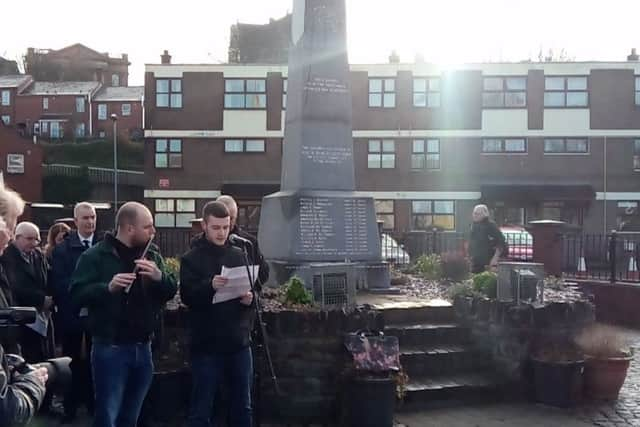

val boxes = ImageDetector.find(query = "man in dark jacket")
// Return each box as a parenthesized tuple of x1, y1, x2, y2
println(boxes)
(1, 222, 51, 364)
(50, 202, 98, 423)
(216, 195, 269, 287)
(181, 201, 254, 427)
(70, 202, 177, 427)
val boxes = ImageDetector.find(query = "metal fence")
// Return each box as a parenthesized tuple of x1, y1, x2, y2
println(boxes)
(155, 229, 640, 283)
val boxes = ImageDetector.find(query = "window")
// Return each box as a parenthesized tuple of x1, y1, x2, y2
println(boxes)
(224, 139, 265, 153)
(413, 78, 440, 107)
(98, 104, 107, 120)
(367, 140, 395, 168)
(483, 76, 527, 108)
(112, 74, 120, 87)
(1, 90, 9, 106)
(156, 79, 182, 108)
(369, 78, 395, 108)
(482, 138, 527, 153)
(544, 138, 588, 154)
(0, 116, 9, 125)
(411, 200, 455, 230)
(6, 154, 24, 174)
(538, 202, 582, 226)
(411, 139, 440, 169)
(282, 78, 287, 109)
(636, 77, 640, 106)
(375, 200, 395, 230)
(544, 76, 588, 107)
(237, 203, 262, 232)
(43, 97, 48, 110)
(75, 97, 85, 113)
(154, 199, 195, 228)
(617, 201, 639, 231)
(121, 104, 131, 116)
(635, 139, 640, 171)
(224, 79, 266, 109)
(75, 123, 85, 138)
(155, 139, 182, 168)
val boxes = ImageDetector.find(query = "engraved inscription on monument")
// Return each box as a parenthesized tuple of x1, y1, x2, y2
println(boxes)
(296, 196, 371, 257)
(300, 146, 352, 165)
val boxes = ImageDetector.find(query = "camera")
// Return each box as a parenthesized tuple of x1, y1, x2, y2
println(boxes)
(0, 307, 71, 393)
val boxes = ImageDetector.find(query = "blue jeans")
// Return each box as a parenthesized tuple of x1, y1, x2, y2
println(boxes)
(91, 341, 154, 427)
(188, 347, 253, 427)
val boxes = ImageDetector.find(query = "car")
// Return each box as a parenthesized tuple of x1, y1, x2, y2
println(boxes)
(381, 233, 411, 265)
(499, 225, 533, 261)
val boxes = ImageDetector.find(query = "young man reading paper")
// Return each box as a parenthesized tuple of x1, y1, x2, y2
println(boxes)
(180, 201, 256, 427)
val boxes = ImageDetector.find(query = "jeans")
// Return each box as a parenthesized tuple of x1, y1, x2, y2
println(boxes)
(188, 347, 253, 427)
(91, 340, 154, 427)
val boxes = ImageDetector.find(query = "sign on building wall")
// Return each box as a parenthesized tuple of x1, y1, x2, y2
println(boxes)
(6, 154, 24, 174)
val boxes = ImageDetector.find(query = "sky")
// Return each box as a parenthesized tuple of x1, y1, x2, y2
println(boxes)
(2, 0, 640, 86)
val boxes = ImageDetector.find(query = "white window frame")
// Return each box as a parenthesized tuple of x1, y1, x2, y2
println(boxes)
(98, 104, 107, 120)
(121, 103, 131, 116)
(369, 78, 396, 108)
(156, 79, 183, 108)
(224, 79, 267, 109)
(1, 90, 10, 106)
(6, 154, 24, 174)
(0, 116, 9, 125)
(411, 200, 456, 231)
(482, 76, 527, 108)
(154, 198, 195, 228)
(367, 139, 395, 168)
(75, 96, 85, 113)
(224, 139, 266, 153)
(43, 97, 49, 110)
(544, 76, 588, 108)
(482, 138, 528, 154)
(413, 78, 441, 108)
(543, 138, 589, 154)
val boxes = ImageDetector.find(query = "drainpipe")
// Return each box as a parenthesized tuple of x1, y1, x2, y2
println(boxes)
(603, 136, 607, 235)
(88, 90, 93, 137)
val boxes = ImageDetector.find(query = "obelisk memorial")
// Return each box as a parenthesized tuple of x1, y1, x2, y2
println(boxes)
(258, 0, 387, 291)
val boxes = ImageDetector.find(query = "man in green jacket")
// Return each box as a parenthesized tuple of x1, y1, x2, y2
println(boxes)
(70, 202, 177, 427)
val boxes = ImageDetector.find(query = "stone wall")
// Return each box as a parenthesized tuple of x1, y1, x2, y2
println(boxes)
(258, 308, 382, 425)
(453, 297, 595, 384)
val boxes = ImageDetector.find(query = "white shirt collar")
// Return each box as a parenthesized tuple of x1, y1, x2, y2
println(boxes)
(78, 232, 94, 244)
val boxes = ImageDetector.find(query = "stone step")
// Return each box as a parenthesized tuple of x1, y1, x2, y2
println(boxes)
(400, 345, 490, 376)
(385, 322, 470, 347)
(381, 305, 456, 326)
(400, 371, 509, 410)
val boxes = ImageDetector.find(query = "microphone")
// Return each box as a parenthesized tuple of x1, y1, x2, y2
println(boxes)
(228, 233, 252, 246)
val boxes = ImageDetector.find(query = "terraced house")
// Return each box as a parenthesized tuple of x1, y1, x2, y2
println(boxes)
(143, 50, 640, 235)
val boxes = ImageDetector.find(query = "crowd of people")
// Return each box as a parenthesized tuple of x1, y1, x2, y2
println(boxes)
(0, 183, 268, 427)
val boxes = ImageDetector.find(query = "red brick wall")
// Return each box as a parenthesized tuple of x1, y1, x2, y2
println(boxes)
(16, 94, 91, 138)
(92, 100, 143, 140)
(0, 125, 43, 203)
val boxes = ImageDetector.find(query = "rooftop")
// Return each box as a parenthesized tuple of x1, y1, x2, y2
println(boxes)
(23, 81, 101, 95)
(0, 75, 32, 88)
(93, 86, 143, 102)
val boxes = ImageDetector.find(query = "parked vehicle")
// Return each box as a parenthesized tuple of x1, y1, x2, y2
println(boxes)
(500, 225, 533, 261)
(381, 233, 411, 264)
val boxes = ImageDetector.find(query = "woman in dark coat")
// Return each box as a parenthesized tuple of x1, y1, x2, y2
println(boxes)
(468, 204, 506, 274)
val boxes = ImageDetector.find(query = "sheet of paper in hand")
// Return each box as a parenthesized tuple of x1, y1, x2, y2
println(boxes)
(212, 265, 260, 304)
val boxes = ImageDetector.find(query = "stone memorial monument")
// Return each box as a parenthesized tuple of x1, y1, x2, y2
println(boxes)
(258, 0, 388, 295)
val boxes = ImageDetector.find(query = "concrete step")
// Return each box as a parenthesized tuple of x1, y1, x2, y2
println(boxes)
(399, 345, 490, 376)
(381, 305, 456, 326)
(385, 322, 470, 347)
(400, 371, 509, 411)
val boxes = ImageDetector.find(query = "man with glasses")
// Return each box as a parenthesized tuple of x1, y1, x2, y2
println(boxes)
(0, 222, 52, 363)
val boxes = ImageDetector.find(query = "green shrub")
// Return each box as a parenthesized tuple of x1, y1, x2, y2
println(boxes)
(472, 271, 497, 298)
(440, 252, 470, 282)
(411, 254, 442, 280)
(164, 257, 181, 279)
(447, 282, 483, 300)
(283, 276, 313, 305)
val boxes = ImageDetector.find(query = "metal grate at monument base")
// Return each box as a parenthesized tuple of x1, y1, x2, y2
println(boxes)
(312, 273, 354, 309)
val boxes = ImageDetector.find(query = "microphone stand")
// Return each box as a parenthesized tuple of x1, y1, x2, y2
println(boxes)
(236, 239, 280, 404)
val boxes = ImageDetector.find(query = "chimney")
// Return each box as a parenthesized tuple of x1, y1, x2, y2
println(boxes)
(161, 50, 172, 64)
(389, 50, 400, 64)
(121, 53, 129, 63)
(628, 48, 639, 61)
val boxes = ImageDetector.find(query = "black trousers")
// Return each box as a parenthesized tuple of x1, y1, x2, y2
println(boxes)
(62, 329, 94, 416)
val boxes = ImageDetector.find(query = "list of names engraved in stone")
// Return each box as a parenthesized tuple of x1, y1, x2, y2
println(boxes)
(343, 199, 370, 254)
(297, 197, 338, 256)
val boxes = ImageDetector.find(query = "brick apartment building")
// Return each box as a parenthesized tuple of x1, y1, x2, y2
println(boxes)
(0, 78, 143, 141)
(92, 86, 144, 140)
(0, 122, 43, 203)
(25, 43, 130, 87)
(143, 52, 640, 235)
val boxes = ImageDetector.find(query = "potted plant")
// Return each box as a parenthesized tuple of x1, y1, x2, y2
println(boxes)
(575, 324, 632, 400)
(530, 341, 585, 407)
